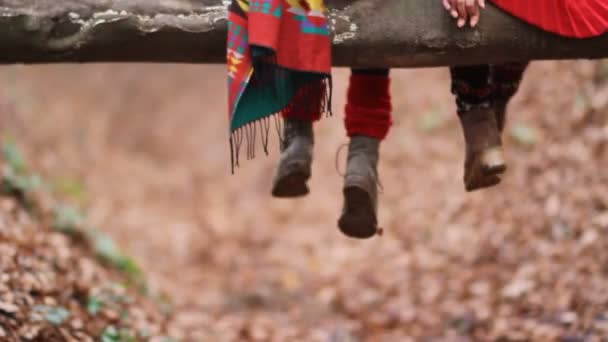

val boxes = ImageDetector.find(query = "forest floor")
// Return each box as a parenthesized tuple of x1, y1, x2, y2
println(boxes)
(1, 61, 608, 341)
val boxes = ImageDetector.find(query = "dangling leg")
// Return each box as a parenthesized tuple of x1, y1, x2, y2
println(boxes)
(491, 62, 529, 133)
(338, 68, 392, 239)
(450, 65, 506, 192)
(272, 80, 325, 198)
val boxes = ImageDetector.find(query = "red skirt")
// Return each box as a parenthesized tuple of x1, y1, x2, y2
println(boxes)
(490, 0, 608, 38)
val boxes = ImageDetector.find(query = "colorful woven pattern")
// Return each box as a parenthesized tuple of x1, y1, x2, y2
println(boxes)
(227, 0, 331, 170)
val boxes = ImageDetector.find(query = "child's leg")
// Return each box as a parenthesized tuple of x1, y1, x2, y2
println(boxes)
(450, 65, 493, 109)
(272, 80, 325, 198)
(339, 68, 392, 239)
(491, 63, 529, 132)
(344, 68, 392, 139)
(450, 65, 506, 192)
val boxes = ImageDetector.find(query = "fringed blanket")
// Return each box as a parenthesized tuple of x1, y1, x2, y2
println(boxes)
(227, 0, 332, 172)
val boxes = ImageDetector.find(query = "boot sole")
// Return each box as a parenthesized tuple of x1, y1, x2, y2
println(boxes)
(465, 147, 507, 192)
(272, 171, 310, 198)
(338, 186, 377, 239)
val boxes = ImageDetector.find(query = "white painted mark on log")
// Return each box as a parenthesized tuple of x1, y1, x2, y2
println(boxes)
(0, 2, 359, 51)
(38, 6, 227, 51)
(0, 7, 22, 17)
(330, 7, 358, 44)
(66, 8, 226, 34)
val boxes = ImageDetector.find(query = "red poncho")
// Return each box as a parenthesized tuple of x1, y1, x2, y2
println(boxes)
(491, 0, 608, 38)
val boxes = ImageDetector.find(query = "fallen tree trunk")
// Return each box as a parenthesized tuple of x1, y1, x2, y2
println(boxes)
(0, 0, 606, 67)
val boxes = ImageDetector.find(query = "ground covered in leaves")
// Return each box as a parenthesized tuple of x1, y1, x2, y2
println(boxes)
(0, 157, 171, 339)
(1, 61, 608, 341)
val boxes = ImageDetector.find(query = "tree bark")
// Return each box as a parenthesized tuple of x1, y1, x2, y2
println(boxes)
(0, 0, 606, 67)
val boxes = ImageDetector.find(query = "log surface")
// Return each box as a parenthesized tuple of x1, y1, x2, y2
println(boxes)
(0, 0, 606, 66)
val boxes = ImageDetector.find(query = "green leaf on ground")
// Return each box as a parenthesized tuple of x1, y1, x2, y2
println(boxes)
(418, 109, 445, 132)
(1, 141, 43, 211)
(574, 93, 589, 112)
(510, 123, 539, 147)
(53, 205, 86, 235)
(89, 229, 121, 261)
(101, 326, 120, 342)
(2, 141, 27, 174)
(101, 326, 137, 342)
(88, 229, 145, 287)
(32, 305, 70, 326)
(53, 177, 88, 202)
(87, 296, 103, 316)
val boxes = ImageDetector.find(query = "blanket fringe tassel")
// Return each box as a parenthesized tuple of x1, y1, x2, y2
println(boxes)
(230, 77, 331, 173)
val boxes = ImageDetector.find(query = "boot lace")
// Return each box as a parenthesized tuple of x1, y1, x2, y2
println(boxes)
(334, 143, 384, 193)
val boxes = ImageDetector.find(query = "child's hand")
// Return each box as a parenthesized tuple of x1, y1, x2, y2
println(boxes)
(443, 0, 485, 28)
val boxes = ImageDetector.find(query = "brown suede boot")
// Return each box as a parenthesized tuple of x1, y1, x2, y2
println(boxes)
(494, 98, 508, 133)
(492, 62, 528, 133)
(271, 118, 314, 198)
(459, 106, 507, 192)
(338, 135, 380, 239)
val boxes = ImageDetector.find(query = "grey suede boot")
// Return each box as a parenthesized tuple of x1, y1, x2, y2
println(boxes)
(338, 135, 380, 239)
(459, 106, 507, 192)
(271, 118, 314, 198)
